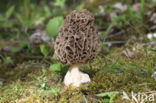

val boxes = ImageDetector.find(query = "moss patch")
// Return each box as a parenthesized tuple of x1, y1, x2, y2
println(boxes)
(0, 43, 156, 103)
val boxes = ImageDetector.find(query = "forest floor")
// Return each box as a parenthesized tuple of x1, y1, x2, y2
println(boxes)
(0, 0, 156, 103)
(0, 40, 155, 103)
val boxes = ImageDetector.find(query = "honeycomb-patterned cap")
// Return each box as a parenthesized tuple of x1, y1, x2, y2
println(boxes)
(54, 9, 101, 65)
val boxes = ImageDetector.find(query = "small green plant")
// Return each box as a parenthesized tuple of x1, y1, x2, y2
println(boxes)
(50, 87, 60, 96)
(12, 85, 23, 92)
(38, 69, 48, 91)
(54, 0, 66, 7)
(49, 62, 69, 76)
(10, 41, 31, 53)
(96, 91, 119, 103)
(149, 48, 156, 52)
(40, 44, 50, 57)
(76, 3, 84, 10)
(39, 77, 47, 90)
(44, 6, 52, 17)
(141, 0, 145, 18)
(0, 5, 15, 28)
(10, 47, 20, 53)
(5, 56, 12, 64)
(5, 6, 15, 21)
(46, 16, 64, 38)
(49, 63, 62, 72)
(15, 0, 51, 29)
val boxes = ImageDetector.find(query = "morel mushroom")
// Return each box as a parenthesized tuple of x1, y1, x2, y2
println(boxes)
(54, 9, 101, 87)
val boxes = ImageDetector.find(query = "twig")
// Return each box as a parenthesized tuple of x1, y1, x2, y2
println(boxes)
(103, 41, 127, 45)
(105, 30, 125, 39)
(19, 54, 51, 60)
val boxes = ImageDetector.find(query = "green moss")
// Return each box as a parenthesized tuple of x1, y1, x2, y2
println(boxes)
(89, 69, 156, 94)
(58, 89, 83, 103)
(0, 43, 156, 102)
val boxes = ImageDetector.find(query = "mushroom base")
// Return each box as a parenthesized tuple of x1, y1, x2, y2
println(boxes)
(63, 65, 91, 87)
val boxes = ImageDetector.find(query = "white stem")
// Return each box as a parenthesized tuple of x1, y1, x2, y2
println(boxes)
(64, 65, 91, 87)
